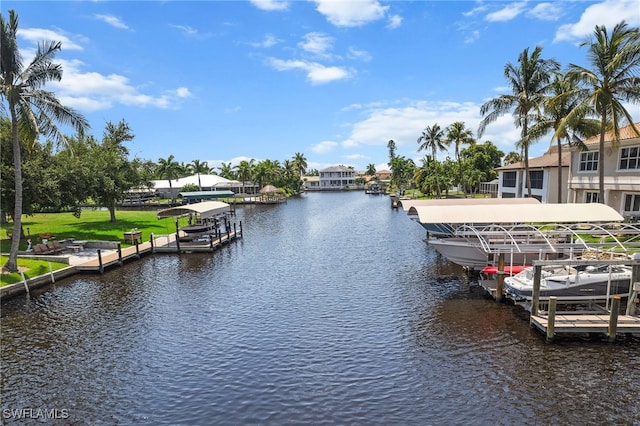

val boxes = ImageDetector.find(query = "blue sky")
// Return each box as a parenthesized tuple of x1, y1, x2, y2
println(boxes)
(4, 0, 640, 173)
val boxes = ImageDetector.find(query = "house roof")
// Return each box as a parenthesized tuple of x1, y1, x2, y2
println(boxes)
(581, 121, 640, 147)
(152, 174, 241, 190)
(497, 147, 571, 170)
(321, 166, 354, 172)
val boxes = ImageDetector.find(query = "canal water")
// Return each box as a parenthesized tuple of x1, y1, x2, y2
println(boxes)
(1, 192, 639, 425)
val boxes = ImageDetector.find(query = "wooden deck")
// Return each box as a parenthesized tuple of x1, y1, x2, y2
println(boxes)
(530, 313, 640, 335)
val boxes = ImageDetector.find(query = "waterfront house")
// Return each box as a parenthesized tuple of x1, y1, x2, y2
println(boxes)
(319, 166, 356, 190)
(302, 175, 320, 191)
(495, 145, 570, 203)
(152, 174, 253, 200)
(568, 122, 640, 220)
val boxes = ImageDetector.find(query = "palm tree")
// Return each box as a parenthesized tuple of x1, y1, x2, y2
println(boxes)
(445, 121, 475, 197)
(189, 159, 210, 191)
(366, 164, 376, 176)
(417, 123, 448, 197)
(1, 10, 89, 272)
(234, 159, 255, 193)
(562, 21, 640, 203)
(478, 46, 559, 197)
(157, 155, 180, 203)
(527, 72, 600, 202)
(218, 162, 234, 180)
(292, 152, 307, 191)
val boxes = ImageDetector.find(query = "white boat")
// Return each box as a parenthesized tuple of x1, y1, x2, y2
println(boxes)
(503, 264, 633, 302)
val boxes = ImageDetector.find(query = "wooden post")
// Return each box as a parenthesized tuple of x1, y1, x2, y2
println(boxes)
(150, 233, 155, 253)
(530, 263, 542, 322)
(209, 234, 214, 250)
(175, 233, 181, 253)
(233, 222, 237, 240)
(240, 220, 243, 238)
(117, 243, 123, 266)
(97, 249, 104, 274)
(626, 259, 640, 315)
(496, 253, 505, 302)
(608, 296, 621, 342)
(135, 240, 140, 259)
(547, 296, 557, 342)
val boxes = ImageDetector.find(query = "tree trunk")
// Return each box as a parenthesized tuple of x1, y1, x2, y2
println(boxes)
(598, 115, 606, 204)
(4, 107, 23, 273)
(557, 141, 563, 203)
(524, 148, 531, 198)
(109, 201, 117, 222)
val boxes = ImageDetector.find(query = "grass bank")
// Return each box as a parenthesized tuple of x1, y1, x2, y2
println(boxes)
(0, 209, 179, 286)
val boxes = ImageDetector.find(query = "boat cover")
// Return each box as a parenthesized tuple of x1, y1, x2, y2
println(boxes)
(157, 201, 231, 219)
(408, 202, 623, 224)
(399, 197, 539, 212)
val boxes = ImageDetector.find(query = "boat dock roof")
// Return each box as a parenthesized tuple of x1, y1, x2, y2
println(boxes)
(157, 201, 231, 220)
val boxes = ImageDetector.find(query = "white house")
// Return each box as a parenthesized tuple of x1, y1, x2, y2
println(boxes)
(319, 166, 356, 190)
(151, 174, 253, 199)
(568, 122, 640, 220)
(495, 145, 570, 203)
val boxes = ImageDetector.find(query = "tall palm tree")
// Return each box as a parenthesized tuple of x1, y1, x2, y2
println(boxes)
(527, 72, 600, 202)
(189, 159, 210, 191)
(478, 46, 559, 197)
(157, 155, 180, 203)
(445, 121, 475, 197)
(292, 152, 307, 192)
(562, 21, 640, 203)
(218, 162, 234, 180)
(235, 159, 255, 193)
(366, 163, 376, 176)
(1, 10, 89, 272)
(417, 123, 447, 198)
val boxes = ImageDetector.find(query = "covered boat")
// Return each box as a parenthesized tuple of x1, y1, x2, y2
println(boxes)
(157, 201, 231, 238)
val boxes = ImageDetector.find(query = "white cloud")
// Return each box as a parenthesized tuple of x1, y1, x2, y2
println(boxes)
(485, 2, 527, 22)
(347, 47, 372, 62)
(250, 0, 290, 11)
(338, 100, 525, 160)
(298, 32, 334, 57)
(49, 59, 192, 112)
(464, 30, 480, 44)
(266, 58, 353, 84)
(463, 4, 488, 18)
(251, 34, 280, 48)
(554, 0, 640, 43)
(387, 15, 403, 29)
(18, 27, 84, 50)
(313, 0, 389, 27)
(311, 141, 339, 154)
(526, 3, 562, 22)
(94, 14, 129, 30)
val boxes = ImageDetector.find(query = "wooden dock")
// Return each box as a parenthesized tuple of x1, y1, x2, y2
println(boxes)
(530, 312, 640, 335)
(76, 229, 241, 273)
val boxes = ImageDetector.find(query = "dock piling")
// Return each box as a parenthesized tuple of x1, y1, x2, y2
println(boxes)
(608, 296, 621, 342)
(496, 253, 505, 303)
(547, 296, 557, 342)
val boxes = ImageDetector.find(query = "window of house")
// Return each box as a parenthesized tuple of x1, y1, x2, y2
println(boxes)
(579, 151, 599, 171)
(619, 145, 640, 170)
(623, 193, 640, 215)
(585, 191, 599, 203)
(529, 170, 544, 189)
(502, 171, 516, 188)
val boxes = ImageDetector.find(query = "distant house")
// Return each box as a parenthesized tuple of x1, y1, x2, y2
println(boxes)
(319, 166, 356, 190)
(302, 175, 320, 191)
(568, 122, 640, 220)
(375, 169, 392, 180)
(495, 145, 570, 203)
(151, 174, 253, 199)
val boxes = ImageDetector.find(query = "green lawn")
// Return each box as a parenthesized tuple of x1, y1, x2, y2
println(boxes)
(0, 209, 181, 287)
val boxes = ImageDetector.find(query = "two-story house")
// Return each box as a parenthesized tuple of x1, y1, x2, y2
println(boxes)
(319, 166, 356, 190)
(568, 122, 640, 220)
(495, 145, 570, 203)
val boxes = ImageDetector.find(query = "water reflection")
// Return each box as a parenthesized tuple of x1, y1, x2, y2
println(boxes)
(2, 192, 639, 425)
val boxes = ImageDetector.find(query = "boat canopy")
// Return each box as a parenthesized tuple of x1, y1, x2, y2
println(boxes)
(179, 190, 235, 201)
(157, 201, 231, 220)
(408, 203, 624, 224)
(399, 197, 539, 212)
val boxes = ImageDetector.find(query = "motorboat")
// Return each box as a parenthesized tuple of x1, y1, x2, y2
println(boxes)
(157, 201, 231, 240)
(503, 264, 633, 302)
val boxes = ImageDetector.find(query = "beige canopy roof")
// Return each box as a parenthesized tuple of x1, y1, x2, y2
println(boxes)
(408, 202, 623, 224)
(399, 197, 539, 212)
(157, 201, 231, 219)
